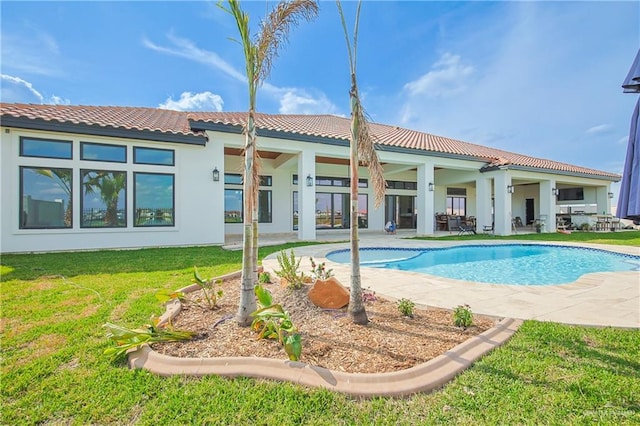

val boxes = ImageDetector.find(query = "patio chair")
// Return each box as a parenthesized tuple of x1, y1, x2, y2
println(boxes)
(456, 217, 476, 235)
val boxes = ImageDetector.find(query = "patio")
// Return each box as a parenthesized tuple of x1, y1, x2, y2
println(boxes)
(256, 232, 640, 328)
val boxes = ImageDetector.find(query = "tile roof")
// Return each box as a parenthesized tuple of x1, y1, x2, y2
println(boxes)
(1, 103, 619, 180)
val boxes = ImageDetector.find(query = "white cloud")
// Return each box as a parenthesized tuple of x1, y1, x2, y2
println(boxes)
(271, 88, 338, 115)
(403, 52, 474, 98)
(0, 74, 69, 104)
(586, 124, 613, 134)
(142, 33, 246, 83)
(144, 33, 339, 115)
(159, 91, 224, 111)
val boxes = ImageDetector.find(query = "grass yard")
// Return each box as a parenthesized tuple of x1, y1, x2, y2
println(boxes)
(1, 233, 639, 425)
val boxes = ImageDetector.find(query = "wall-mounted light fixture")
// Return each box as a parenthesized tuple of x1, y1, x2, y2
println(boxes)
(306, 174, 314, 187)
(428, 182, 434, 192)
(608, 192, 614, 199)
(507, 185, 515, 194)
(552, 188, 560, 196)
(212, 167, 220, 182)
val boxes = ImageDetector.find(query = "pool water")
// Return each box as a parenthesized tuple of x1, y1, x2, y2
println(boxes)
(326, 245, 640, 285)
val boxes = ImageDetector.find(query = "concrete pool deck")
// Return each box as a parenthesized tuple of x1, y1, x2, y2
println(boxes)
(260, 233, 640, 329)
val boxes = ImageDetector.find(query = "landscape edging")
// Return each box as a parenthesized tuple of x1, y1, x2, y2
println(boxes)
(127, 270, 523, 398)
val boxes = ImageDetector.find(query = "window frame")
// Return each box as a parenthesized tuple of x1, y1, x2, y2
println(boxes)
(19, 137, 73, 160)
(19, 166, 73, 229)
(133, 146, 175, 166)
(80, 142, 127, 163)
(133, 172, 175, 227)
(80, 169, 128, 228)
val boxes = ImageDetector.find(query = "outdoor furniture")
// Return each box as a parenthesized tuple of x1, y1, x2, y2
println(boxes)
(482, 223, 494, 234)
(456, 217, 476, 235)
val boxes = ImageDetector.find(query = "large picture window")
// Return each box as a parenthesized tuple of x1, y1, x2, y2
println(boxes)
(20, 167, 73, 229)
(134, 173, 175, 227)
(81, 170, 127, 228)
(293, 192, 368, 230)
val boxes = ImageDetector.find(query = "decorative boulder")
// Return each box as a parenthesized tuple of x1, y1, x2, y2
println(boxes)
(308, 277, 349, 309)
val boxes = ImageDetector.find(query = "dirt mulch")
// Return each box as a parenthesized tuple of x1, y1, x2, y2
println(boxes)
(152, 277, 496, 374)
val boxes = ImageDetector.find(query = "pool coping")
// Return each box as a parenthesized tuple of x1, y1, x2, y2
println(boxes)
(126, 270, 522, 398)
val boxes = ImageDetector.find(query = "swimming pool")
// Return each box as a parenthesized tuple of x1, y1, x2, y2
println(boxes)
(326, 244, 640, 285)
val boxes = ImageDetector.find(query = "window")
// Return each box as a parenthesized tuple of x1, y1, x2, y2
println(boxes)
(258, 190, 272, 223)
(293, 191, 368, 230)
(225, 189, 243, 223)
(387, 180, 417, 190)
(81, 170, 127, 228)
(224, 174, 272, 186)
(81, 142, 126, 163)
(224, 189, 272, 223)
(20, 167, 73, 229)
(133, 147, 174, 166)
(20, 137, 72, 159)
(446, 187, 467, 216)
(558, 187, 584, 201)
(292, 175, 367, 187)
(134, 173, 174, 227)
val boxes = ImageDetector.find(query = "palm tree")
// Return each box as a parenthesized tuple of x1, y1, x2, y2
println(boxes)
(83, 172, 126, 226)
(221, 0, 319, 326)
(336, 0, 386, 325)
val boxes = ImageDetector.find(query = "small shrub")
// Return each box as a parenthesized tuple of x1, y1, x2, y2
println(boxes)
(397, 298, 415, 318)
(274, 249, 306, 289)
(309, 257, 333, 280)
(102, 317, 195, 360)
(155, 288, 185, 303)
(453, 304, 473, 329)
(193, 266, 224, 309)
(362, 287, 377, 303)
(251, 284, 302, 361)
(258, 271, 272, 284)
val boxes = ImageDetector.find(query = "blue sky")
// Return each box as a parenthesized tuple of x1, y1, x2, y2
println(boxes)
(2, 1, 638, 203)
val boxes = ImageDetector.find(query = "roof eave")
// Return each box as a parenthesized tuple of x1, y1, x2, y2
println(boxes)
(481, 164, 620, 181)
(2, 116, 207, 146)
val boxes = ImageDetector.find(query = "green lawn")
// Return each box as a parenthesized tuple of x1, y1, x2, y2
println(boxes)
(2, 234, 639, 425)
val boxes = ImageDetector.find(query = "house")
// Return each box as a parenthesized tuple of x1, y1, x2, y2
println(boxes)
(0, 103, 620, 253)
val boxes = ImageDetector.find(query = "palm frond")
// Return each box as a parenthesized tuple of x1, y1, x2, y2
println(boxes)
(256, 0, 319, 83)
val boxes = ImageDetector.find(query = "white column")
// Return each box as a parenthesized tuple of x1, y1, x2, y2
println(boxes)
(297, 150, 316, 241)
(475, 176, 492, 231)
(595, 186, 610, 215)
(539, 180, 555, 233)
(416, 162, 435, 235)
(493, 171, 512, 235)
(210, 136, 225, 244)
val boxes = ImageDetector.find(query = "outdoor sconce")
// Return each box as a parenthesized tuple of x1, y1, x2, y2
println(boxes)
(428, 182, 434, 192)
(507, 185, 515, 194)
(212, 167, 220, 182)
(608, 192, 614, 199)
(306, 174, 314, 187)
(552, 188, 560, 196)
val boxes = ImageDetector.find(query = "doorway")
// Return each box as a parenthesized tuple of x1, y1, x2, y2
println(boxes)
(526, 198, 535, 225)
(385, 195, 416, 229)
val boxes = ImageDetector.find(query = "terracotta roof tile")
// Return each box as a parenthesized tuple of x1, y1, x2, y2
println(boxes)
(1, 103, 619, 179)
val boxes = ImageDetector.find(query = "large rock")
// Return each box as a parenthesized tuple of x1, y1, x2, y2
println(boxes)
(308, 277, 349, 309)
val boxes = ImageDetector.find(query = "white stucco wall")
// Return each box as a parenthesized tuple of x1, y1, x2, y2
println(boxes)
(1, 127, 224, 253)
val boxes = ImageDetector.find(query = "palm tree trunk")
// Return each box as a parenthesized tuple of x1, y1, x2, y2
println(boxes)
(347, 73, 368, 325)
(237, 110, 258, 326)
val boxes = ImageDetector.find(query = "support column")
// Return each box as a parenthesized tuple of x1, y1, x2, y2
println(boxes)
(210, 135, 225, 244)
(475, 176, 492, 232)
(539, 180, 555, 233)
(297, 150, 316, 241)
(493, 171, 512, 236)
(595, 186, 611, 215)
(416, 162, 435, 235)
